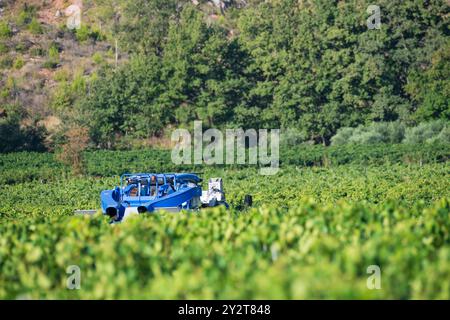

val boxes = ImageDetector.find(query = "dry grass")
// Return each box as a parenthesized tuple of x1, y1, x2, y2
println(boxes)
(39, 115, 61, 131)
(0, 0, 113, 121)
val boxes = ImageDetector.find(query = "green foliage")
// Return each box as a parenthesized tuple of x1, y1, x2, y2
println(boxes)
(14, 42, 27, 53)
(74, 25, 104, 43)
(28, 18, 43, 35)
(53, 69, 70, 82)
(0, 106, 47, 153)
(0, 56, 13, 69)
(42, 61, 57, 69)
(84, 5, 252, 146)
(13, 56, 25, 70)
(282, 143, 449, 167)
(51, 72, 86, 111)
(75, 25, 90, 42)
(0, 21, 12, 38)
(92, 52, 104, 65)
(48, 44, 59, 61)
(17, 11, 32, 26)
(30, 46, 45, 57)
(331, 121, 450, 146)
(329, 127, 355, 146)
(1, 143, 448, 186)
(281, 128, 309, 146)
(115, 0, 185, 55)
(0, 143, 448, 299)
(82, 54, 166, 147)
(331, 122, 406, 145)
(406, 43, 450, 121)
(16, 4, 37, 26)
(73, 0, 449, 146)
(430, 126, 450, 144)
(0, 152, 68, 185)
(0, 0, 449, 300)
(43, 44, 60, 69)
(0, 193, 448, 299)
(0, 42, 8, 54)
(403, 120, 449, 144)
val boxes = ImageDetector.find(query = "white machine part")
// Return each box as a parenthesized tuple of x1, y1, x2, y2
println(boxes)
(122, 206, 139, 221)
(200, 178, 226, 207)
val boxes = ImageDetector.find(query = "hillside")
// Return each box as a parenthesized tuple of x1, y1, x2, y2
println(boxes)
(0, 1, 116, 127)
(0, 0, 244, 148)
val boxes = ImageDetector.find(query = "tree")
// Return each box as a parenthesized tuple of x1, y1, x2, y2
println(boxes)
(0, 105, 47, 153)
(116, 0, 189, 55)
(82, 54, 165, 147)
(57, 126, 89, 175)
(406, 43, 450, 121)
(237, 0, 449, 143)
(161, 5, 251, 128)
(75, 0, 449, 148)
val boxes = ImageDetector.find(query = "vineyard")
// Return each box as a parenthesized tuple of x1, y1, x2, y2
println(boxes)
(0, 144, 449, 299)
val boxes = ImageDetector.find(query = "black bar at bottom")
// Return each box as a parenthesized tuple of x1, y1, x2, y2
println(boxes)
(0, 300, 446, 319)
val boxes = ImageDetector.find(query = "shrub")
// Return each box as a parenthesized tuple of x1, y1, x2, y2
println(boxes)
(355, 122, 405, 144)
(74, 25, 105, 43)
(51, 71, 86, 111)
(350, 130, 385, 144)
(17, 4, 37, 26)
(0, 89, 9, 99)
(330, 127, 355, 145)
(0, 56, 13, 69)
(0, 42, 8, 54)
(92, 52, 104, 65)
(28, 18, 43, 34)
(432, 126, 450, 144)
(330, 121, 450, 146)
(281, 128, 309, 146)
(53, 69, 70, 82)
(13, 56, 25, 70)
(331, 122, 406, 146)
(17, 10, 32, 26)
(29, 46, 44, 56)
(0, 108, 47, 153)
(49, 44, 59, 61)
(42, 60, 58, 69)
(88, 27, 104, 42)
(0, 21, 12, 38)
(43, 44, 60, 69)
(403, 120, 447, 144)
(75, 25, 90, 42)
(15, 42, 28, 53)
(57, 126, 90, 175)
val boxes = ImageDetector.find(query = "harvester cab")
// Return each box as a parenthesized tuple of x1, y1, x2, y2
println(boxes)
(99, 173, 229, 223)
